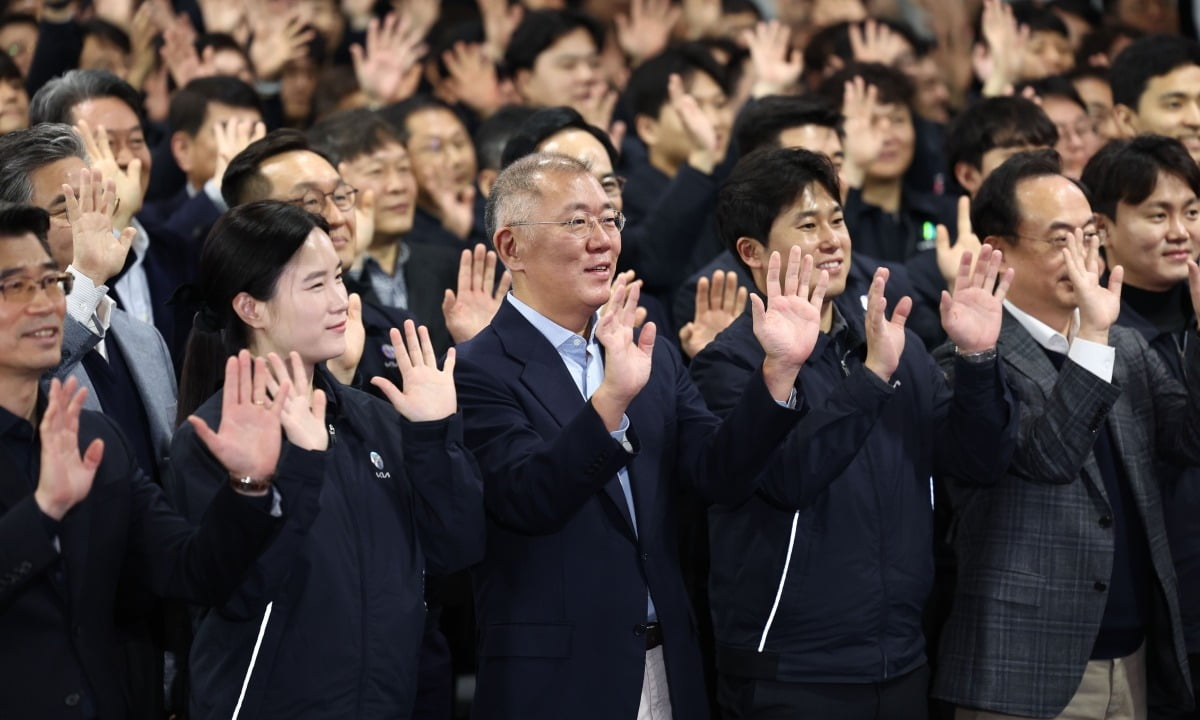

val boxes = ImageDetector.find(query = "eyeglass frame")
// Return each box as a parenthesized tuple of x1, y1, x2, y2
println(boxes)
(507, 211, 627, 238)
(285, 185, 359, 215)
(1004, 226, 1104, 251)
(0, 271, 74, 304)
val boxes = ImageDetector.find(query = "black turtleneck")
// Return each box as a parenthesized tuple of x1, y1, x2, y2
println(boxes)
(1122, 282, 1193, 337)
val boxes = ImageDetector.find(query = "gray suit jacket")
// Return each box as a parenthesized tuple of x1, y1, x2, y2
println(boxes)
(932, 311, 1197, 717)
(51, 310, 178, 473)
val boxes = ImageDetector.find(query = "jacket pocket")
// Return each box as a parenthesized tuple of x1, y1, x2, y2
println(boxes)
(481, 623, 572, 658)
(964, 567, 1046, 607)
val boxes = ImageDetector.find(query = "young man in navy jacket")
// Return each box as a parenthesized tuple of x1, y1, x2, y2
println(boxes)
(691, 147, 1018, 720)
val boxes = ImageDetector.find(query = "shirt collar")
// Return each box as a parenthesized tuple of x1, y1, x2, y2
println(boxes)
(129, 217, 150, 256)
(506, 293, 599, 352)
(0, 393, 39, 440)
(1003, 299, 1079, 355)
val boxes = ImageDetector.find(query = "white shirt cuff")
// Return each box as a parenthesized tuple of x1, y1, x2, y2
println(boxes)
(611, 414, 633, 453)
(65, 265, 114, 335)
(203, 178, 229, 212)
(1068, 337, 1115, 383)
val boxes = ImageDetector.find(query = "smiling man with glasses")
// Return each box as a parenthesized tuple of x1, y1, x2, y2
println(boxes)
(933, 148, 1200, 720)
(453, 152, 832, 720)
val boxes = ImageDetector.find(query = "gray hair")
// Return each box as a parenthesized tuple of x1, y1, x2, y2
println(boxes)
(0, 123, 89, 204)
(29, 69, 145, 126)
(485, 152, 591, 238)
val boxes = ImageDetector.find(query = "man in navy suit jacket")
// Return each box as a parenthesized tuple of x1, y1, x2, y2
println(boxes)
(453, 152, 830, 719)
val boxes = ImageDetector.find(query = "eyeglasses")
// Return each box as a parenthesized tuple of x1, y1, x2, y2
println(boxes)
(1008, 227, 1103, 250)
(0, 272, 73, 304)
(287, 186, 358, 215)
(599, 175, 627, 199)
(508, 211, 626, 238)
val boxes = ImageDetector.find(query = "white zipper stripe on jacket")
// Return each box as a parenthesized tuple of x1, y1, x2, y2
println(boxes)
(231, 601, 273, 720)
(757, 511, 799, 652)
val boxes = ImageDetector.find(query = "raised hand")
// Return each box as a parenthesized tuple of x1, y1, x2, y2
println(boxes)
(421, 170, 475, 240)
(198, 0, 245, 35)
(679, 268, 748, 358)
(848, 19, 911, 66)
(936, 195, 983, 288)
(577, 86, 619, 143)
(74, 119, 142, 226)
(978, 0, 1029, 97)
(443, 243, 511, 343)
(743, 20, 803, 99)
(371, 320, 457, 422)
(839, 76, 881, 190)
(615, 0, 681, 66)
(863, 267, 912, 382)
(442, 42, 505, 118)
(668, 72, 719, 174)
(592, 275, 656, 429)
(35, 378, 105, 521)
(477, 0, 523, 62)
(392, 0, 440, 44)
(265, 351, 329, 451)
(187, 350, 291, 490)
(1063, 227, 1122, 343)
(326, 293, 365, 385)
(351, 13, 426, 108)
(63, 167, 137, 284)
(212, 117, 267, 192)
(249, 9, 315, 81)
(940, 243, 1014, 353)
(752, 249, 829, 400)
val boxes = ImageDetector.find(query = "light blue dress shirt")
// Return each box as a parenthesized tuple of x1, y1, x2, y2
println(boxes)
(507, 294, 657, 623)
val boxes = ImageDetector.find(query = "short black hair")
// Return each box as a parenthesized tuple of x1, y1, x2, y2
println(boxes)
(474, 105, 539, 172)
(221, 128, 333, 207)
(1024, 74, 1088, 111)
(0, 201, 50, 255)
(1065, 64, 1110, 86)
(1104, 35, 1200, 109)
(196, 32, 245, 58)
(717, 147, 842, 276)
(307, 107, 405, 166)
(504, 9, 603, 75)
(817, 62, 914, 109)
(500, 106, 618, 169)
(378, 94, 463, 143)
(734, 95, 842, 157)
(1010, 1, 1070, 38)
(1077, 24, 1142, 67)
(168, 76, 260, 136)
(946, 96, 1059, 172)
(1081, 135, 1200, 219)
(721, 0, 762, 18)
(81, 18, 131, 55)
(626, 43, 728, 123)
(1110, 35, 1200, 109)
(29, 69, 144, 126)
(971, 148, 1066, 242)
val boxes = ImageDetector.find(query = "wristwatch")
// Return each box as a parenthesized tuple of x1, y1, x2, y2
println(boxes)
(229, 474, 272, 494)
(956, 346, 998, 363)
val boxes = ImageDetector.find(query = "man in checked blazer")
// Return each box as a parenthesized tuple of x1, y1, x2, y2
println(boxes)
(933, 149, 1199, 719)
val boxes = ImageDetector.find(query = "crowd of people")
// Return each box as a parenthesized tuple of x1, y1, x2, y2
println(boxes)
(3, 0, 1200, 719)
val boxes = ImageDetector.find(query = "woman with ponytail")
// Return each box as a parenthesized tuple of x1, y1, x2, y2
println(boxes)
(169, 200, 484, 720)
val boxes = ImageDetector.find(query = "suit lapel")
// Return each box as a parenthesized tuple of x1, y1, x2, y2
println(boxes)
(109, 314, 174, 460)
(494, 303, 638, 536)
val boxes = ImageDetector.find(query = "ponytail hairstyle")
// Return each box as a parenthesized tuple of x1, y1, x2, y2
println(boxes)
(177, 200, 329, 424)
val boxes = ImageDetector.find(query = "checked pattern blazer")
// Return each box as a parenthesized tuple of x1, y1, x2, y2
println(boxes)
(932, 312, 1197, 718)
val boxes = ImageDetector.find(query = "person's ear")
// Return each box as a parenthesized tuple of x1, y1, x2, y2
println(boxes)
(1110, 104, 1140, 138)
(494, 227, 523, 272)
(955, 162, 982, 197)
(735, 236, 766, 269)
(170, 130, 193, 174)
(231, 291, 268, 329)
(635, 113, 659, 147)
(513, 68, 533, 102)
(477, 168, 498, 199)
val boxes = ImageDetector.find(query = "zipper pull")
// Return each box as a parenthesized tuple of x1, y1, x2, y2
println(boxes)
(327, 423, 336, 446)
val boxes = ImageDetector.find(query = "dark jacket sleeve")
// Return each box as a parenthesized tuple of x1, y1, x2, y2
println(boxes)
(929, 346, 1017, 486)
(455, 353, 637, 535)
(398, 411, 485, 575)
(690, 321, 897, 510)
(942, 348, 1115, 486)
(0, 495, 62, 609)
(1145, 327, 1200, 466)
(168, 418, 327, 619)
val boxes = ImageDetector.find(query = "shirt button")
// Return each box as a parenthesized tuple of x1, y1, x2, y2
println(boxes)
(640, 552, 649, 562)
(64, 692, 81, 707)
(1094, 580, 1108, 592)
(633, 624, 646, 637)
